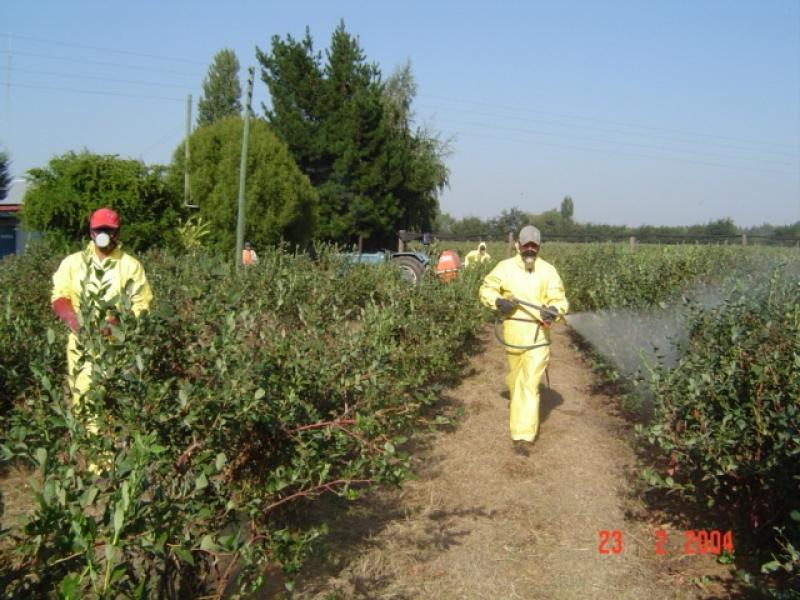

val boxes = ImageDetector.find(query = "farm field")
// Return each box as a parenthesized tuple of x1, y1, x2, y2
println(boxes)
(1, 241, 798, 598)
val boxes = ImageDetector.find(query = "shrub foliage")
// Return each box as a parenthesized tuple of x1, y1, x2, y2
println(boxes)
(0, 243, 484, 597)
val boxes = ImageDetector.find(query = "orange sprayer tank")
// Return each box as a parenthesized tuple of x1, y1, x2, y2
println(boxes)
(436, 250, 461, 282)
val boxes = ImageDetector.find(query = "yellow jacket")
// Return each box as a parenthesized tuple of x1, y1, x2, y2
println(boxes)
(479, 254, 568, 352)
(464, 248, 491, 267)
(51, 242, 153, 318)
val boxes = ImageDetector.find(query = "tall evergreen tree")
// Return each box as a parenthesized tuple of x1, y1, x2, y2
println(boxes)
(197, 49, 242, 127)
(257, 22, 448, 246)
(560, 196, 574, 221)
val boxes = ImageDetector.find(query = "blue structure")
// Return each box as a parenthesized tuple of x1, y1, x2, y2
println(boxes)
(0, 179, 32, 258)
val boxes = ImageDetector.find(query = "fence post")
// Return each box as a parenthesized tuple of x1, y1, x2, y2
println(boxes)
(629, 236, 637, 252)
(397, 230, 405, 253)
(507, 231, 515, 256)
(741, 233, 747, 246)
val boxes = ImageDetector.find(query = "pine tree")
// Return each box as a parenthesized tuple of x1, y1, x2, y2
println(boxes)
(258, 22, 448, 246)
(197, 49, 242, 127)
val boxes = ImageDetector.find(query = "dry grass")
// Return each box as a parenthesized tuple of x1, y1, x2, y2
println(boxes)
(278, 325, 746, 600)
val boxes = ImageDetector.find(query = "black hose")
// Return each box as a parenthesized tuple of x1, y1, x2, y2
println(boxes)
(493, 316, 551, 351)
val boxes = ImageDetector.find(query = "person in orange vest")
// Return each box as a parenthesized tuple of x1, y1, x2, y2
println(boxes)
(242, 241, 258, 266)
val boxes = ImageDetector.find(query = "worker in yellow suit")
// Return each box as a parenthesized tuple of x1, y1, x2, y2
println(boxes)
(464, 241, 491, 267)
(51, 207, 153, 404)
(479, 225, 568, 454)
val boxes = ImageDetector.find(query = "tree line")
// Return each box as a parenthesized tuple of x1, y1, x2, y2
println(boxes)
(435, 197, 800, 244)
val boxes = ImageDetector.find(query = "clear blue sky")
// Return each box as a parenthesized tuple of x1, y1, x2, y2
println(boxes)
(1, 0, 798, 227)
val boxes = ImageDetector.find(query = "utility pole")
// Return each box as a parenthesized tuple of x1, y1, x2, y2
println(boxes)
(236, 66, 255, 267)
(184, 94, 197, 208)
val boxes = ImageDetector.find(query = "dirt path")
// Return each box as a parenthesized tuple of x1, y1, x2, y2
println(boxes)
(291, 325, 742, 599)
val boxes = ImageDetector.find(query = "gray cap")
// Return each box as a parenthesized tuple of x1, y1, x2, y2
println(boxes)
(518, 225, 541, 246)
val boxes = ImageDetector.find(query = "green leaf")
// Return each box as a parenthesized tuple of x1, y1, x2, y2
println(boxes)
(195, 472, 208, 491)
(215, 453, 227, 471)
(114, 504, 125, 535)
(42, 479, 55, 506)
(58, 572, 81, 599)
(35, 447, 47, 470)
(254, 387, 266, 400)
(80, 486, 99, 508)
(761, 560, 781, 574)
(200, 534, 219, 552)
(174, 546, 195, 566)
(790, 510, 800, 522)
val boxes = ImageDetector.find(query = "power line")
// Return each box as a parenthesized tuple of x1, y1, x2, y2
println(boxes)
(418, 102, 800, 159)
(438, 128, 798, 176)
(0, 50, 202, 77)
(7, 33, 207, 65)
(434, 117, 798, 168)
(136, 126, 185, 157)
(420, 93, 800, 152)
(1, 81, 184, 102)
(8, 67, 193, 89)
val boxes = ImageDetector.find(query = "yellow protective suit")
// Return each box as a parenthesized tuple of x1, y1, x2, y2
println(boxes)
(464, 243, 491, 267)
(479, 254, 568, 442)
(51, 242, 153, 402)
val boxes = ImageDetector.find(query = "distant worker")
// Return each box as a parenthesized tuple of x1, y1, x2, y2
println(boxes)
(242, 241, 258, 266)
(479, 225, 568, 454)
(464, 241, 491, 267)
(51, 207, 153, 403)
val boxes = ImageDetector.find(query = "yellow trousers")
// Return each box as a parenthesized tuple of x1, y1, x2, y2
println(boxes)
(66, 332, 93, 405)
(505, 345, 549, 442)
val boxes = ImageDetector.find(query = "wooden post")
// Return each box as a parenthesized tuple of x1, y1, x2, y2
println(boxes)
(629, 236, 637, 252)
(741, 233, 747, 246)
(397, 230, 405, 252)
(358, 235, 364, 254)
(507, 231, 515, 256)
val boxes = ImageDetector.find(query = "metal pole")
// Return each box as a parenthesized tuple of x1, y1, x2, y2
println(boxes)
(184, 94, 196, 208)
(236, 67, 255, 268)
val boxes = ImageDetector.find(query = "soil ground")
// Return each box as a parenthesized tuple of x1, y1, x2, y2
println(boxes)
(285, 325, 750, 600)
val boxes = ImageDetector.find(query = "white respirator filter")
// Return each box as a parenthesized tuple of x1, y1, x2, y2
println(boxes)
(95, 232, 111, 248)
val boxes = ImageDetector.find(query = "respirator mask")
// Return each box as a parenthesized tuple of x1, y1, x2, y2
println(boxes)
(92, 228, 117, 250)
(520, 243, 538, 269)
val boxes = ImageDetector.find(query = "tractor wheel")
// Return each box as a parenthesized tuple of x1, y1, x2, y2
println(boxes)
(391, 255, 426, 285)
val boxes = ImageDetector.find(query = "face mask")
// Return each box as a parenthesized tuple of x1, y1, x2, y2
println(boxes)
(95, 232, 112, 248)
(521, 247, 537, 270)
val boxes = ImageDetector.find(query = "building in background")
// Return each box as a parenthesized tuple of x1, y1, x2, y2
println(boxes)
(0, 178, 36, 258)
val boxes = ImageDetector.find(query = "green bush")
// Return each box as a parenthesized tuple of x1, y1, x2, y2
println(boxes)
(0, 244, 485, 597)
(642, 268, 800, 587)
(20, 151, 182, 252)
(167, 116, 319, 252)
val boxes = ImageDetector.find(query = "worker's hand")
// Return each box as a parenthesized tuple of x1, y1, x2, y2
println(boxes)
(52, 297, 80, 333)
(102, 315, 119, 337)
(495, 297, 517, 316)
(540, 305, 559, 326)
